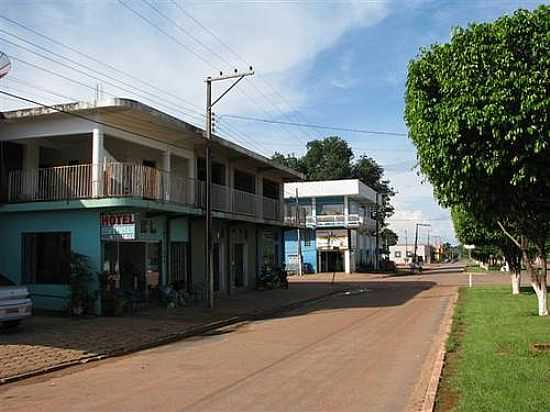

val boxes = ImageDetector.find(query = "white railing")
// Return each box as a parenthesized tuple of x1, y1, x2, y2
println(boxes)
(8, 163, 201, 208)
(8, 164, 93, 202)
(232, 189, 257, 216)
(8, 163, 288, 223)
(263, 197, 280, 221)
(212, 183, 229, 212)
(304, 214, 366, 228)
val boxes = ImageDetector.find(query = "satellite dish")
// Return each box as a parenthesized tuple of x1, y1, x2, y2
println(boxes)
(0, 52, 11, 79)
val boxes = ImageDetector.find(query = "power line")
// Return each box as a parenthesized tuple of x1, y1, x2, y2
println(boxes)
(122, 0, 307, 147)
(173, 0, 322, 140)
(220, 114, 408, 136)
(0, 14, 205, 115)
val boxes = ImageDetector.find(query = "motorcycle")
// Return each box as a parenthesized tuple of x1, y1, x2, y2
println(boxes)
(257, 265, 288, 290)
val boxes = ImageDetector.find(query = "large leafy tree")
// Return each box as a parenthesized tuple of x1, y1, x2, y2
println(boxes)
(405, 6, 550, 315)
(300, 136, 354, 181)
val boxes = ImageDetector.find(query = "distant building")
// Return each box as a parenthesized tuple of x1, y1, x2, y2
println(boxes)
(283, 179, 378, 274)
(389, 244, 433, 265)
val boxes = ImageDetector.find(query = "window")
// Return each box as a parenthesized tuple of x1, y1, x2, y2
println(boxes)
(394, 251, 402, 258)
(304, 229, 313, 247)
(406, 251, 413, 258)
(234, 170, 256, 193)
(23, 232, 71, 284)
(262, 178, 280, 200)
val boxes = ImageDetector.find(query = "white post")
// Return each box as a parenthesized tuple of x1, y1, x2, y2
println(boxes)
(344, 249, 351, 274)
(187, 154, 196, 205)
(92, 128, 104, 198)
(469, 273, 473, 288)
(162, 151, 171, 201)
(256, 173, 263, 219)
(22, 143, 39, 199)
(343, 195, 349, 225)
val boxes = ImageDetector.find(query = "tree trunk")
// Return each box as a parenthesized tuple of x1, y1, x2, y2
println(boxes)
(523, 248, 548, 316)
(511, 270, 521, 295)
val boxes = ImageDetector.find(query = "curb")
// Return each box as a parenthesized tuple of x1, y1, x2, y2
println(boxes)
(0, 287, 347, 386)
(420, 289, 459, 412)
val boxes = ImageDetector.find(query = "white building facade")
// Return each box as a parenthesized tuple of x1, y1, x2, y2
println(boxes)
(283, 179, 379, 274)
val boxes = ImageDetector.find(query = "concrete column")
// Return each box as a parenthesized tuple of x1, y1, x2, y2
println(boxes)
(343, 195, 349, 225)
(256, 174, 263, 219)
(92, 128, 104, 198)
(344, 249, 351, 274)
(278, 179, 284, 223)
(227, 163, 234, 212)
(22, 143, 39, 199)
(162, 151, 171, 201)
(187, 154, 196, 205)
(311, 197, 317, 226)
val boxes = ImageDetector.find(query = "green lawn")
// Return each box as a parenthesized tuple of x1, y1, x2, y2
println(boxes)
(436, 287, 550, 412)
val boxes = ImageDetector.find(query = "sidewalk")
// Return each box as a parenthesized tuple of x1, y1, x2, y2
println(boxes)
(0, 278, 346, 384)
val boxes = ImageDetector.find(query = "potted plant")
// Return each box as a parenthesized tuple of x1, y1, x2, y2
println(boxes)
(67, 253, 97, 317)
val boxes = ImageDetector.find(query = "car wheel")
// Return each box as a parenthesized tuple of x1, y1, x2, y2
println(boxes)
(2, 320, 21, 329)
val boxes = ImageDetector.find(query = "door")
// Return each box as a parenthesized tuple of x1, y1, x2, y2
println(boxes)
(170, 242, 189, 289)
(213, 243, 221, 292)
(233, 243, 244, 288)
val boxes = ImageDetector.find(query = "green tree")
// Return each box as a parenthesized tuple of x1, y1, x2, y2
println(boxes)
(380, 227, 398, 255)
(405, 6, 550, 315)
(299, 136, 354, 181)
(271, 152, 303, 173)
(452, 206, 522, 294)
(353, 155, 395, 221)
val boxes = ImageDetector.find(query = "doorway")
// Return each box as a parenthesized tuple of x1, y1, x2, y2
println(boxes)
(213, 243, 221, 292)
(233, 243, 245, 288)
(319, 250, 344, 272)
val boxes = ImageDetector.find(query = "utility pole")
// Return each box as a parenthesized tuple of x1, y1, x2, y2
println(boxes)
(427, 230, 430, 263)
(374, 192, 380, 271)
(295, 188, 303, 277)
(205, 67, 254, 309)
(405, 229, 408, 262)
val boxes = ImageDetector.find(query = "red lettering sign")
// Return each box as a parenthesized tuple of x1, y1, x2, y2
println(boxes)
(102, 214, 136, 226)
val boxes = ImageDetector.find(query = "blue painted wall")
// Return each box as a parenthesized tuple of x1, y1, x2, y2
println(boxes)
(0, 209, 101, 311)
(284, 229, 317, 273)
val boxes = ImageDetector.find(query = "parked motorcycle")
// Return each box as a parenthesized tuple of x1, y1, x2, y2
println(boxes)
(257, 266, 288, 290)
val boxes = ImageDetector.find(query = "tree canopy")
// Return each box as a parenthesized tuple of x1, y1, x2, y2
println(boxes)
(405, 6, 550, 232)
(405, 5, 549, 311)
(272, 136, 395, 222)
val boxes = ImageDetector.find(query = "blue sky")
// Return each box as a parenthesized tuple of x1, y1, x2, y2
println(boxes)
(0, 0, 543, 244)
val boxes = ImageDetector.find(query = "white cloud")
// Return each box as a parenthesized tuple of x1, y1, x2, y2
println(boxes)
(1, 0, 389, 121)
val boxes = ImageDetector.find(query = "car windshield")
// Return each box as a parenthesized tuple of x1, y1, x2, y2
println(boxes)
(0, 273, 15, 286)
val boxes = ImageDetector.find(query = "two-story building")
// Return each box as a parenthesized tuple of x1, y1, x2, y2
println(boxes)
(0, 98, 302, 312)
(283, 179, 379, 274)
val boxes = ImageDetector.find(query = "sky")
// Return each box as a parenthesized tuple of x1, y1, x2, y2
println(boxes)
(0, 0, 544, 244)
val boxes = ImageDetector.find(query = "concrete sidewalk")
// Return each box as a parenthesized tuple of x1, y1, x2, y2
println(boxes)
(0, 279, 346, 384)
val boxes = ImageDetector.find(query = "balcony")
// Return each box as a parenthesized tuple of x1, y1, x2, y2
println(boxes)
(285, 214, 375, 228)
(7, 163, 284, 223)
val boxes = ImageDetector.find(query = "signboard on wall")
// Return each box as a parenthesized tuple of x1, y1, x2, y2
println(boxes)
(316, 229, 348, 250)
(101, 213, 136, 240)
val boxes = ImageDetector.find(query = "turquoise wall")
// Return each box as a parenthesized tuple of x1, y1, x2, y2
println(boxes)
(0, 209, 101, 311)
(284, 229, 317, 273)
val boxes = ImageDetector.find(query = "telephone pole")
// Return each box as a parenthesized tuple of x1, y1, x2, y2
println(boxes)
(374, 192, 380, 271)
(295, 188, 303, 276)
(205, 67, 254, 309)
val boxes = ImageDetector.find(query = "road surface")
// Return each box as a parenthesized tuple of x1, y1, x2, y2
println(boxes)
(0, 272, 469, 412)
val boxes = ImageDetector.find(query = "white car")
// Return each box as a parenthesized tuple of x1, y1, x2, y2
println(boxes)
(0, 273, 32, 328)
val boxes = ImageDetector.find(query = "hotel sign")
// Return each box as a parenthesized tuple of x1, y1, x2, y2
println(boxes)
(101, 213, 136, 240)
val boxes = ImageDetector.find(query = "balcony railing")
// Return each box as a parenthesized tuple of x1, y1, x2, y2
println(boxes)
(298, 214, 373, 228)
(232, 189, 257, 216)
(7, 163, 285, 223)
(263, 197, 281, 221)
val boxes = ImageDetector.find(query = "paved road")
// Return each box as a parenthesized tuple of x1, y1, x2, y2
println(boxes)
(0, 271, 479, 412)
